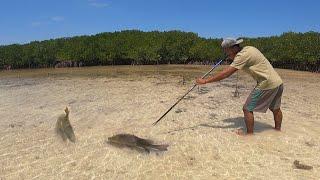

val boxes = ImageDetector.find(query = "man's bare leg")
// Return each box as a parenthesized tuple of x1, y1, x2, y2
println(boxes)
(270, 108, 282, 131)
(237, 108, 254, 135)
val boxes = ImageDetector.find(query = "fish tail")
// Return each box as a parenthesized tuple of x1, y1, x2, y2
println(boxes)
(149, 144, 169, 151)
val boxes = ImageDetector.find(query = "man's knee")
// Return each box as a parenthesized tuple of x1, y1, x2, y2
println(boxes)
(243, 106, 247, 113)
(243, 106, 252, 114)
(270, 108, 281, 114)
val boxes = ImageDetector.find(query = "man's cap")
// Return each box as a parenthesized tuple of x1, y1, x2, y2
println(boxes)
(221, 37, 243, 48)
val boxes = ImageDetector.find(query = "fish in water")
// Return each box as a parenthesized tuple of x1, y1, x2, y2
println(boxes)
(293, 160, 313, 170)
(55, 107, 76, 142)
(107, 134, 168, 153)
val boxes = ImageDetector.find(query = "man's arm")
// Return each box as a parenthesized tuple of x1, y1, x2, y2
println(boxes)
(196, 66, 238, 84)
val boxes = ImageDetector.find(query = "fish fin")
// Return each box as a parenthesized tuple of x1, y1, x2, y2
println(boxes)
(142, 147, 151, 153)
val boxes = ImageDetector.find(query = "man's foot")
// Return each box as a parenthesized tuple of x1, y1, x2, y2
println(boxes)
(274, 127, 281, 131)
(235, 129, 253, 136)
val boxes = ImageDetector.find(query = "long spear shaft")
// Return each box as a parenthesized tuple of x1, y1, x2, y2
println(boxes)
(152, 59, 224, 126)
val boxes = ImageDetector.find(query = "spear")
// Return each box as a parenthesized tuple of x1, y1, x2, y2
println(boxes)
(152, 58, 225, 126)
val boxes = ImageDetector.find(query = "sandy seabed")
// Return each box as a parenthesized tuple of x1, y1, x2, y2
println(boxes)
(0, 65, 319, 179)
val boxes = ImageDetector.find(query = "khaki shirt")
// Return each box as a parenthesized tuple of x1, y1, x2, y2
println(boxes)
(230, 46, 283, 90)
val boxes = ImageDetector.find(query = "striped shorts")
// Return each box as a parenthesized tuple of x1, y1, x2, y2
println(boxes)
(244, 84, 284, 113)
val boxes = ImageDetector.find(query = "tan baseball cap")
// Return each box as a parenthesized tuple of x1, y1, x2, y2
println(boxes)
(221, 37, 243, 48)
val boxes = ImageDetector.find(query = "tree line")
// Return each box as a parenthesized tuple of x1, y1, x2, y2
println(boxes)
(0, 30, 319, 72)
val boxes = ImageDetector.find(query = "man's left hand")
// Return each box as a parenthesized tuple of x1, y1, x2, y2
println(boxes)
(196, 78, 206, 85)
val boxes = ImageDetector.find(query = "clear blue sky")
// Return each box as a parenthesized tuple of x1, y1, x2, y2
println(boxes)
(0, 0, 319, 45)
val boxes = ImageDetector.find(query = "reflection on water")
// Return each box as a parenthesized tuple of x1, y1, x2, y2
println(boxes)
(0, 65, 224, 81)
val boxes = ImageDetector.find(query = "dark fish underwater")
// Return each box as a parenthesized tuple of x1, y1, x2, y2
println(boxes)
(107, 133, 169, 153)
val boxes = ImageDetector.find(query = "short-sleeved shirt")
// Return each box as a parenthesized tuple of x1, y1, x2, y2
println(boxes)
(230, 46, 283, 90)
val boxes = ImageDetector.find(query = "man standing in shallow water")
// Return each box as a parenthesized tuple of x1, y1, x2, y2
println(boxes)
(196, 38, 284, 135)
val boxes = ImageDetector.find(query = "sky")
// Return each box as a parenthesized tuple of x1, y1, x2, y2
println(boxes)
(0, 0, 319, 45)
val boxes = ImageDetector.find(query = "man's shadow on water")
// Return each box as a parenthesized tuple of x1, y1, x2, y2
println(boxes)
(166, 117, 273, 134)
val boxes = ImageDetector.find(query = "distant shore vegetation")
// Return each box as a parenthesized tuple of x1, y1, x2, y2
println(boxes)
(0, 30, 319, 72)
